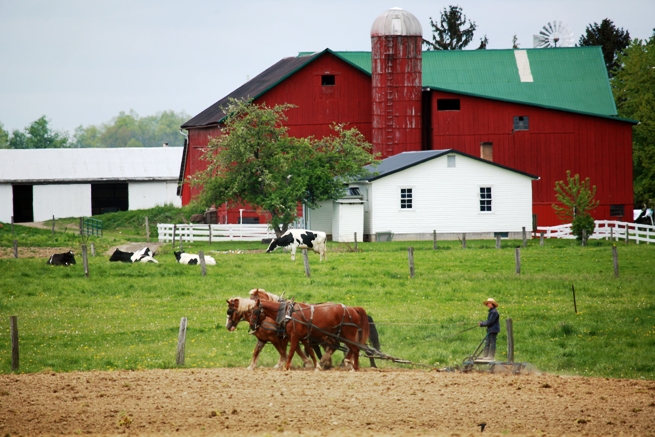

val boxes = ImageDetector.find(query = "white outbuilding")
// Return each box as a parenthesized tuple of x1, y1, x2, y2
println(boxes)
(0, 147, 183, 223)
(307, 149, 538, 241)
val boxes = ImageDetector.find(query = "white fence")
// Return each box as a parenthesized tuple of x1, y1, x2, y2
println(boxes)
(537, 220, 655, 244)
(157, 223, 276, 243)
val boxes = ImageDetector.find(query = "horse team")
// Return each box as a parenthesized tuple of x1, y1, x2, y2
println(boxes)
(226, 288, 378, 372)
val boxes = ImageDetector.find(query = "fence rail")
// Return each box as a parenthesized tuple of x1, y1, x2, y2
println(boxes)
(537, 220, 655, 244)
(157, 223, 276, 243)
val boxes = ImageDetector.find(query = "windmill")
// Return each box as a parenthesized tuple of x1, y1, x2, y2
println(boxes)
(533, 21, 574, 48)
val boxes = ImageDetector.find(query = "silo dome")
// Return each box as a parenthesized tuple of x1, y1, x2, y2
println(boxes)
(370, 7, 422, 37)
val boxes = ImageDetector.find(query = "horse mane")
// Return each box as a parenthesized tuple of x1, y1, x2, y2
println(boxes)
(231, 297, 256, 313)
(249, 288, 282, 302)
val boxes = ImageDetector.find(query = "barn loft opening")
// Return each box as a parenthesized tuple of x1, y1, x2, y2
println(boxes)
(610, 204, 625, 217)
(321, 75, 335, 86)
(481, 142, 493, 161)
(12, 185, 33, 222)
(437, 99, 460, 111)
(91, 183, 128, 216)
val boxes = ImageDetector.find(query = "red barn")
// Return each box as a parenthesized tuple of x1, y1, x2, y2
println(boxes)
(179, 7, 634, 228)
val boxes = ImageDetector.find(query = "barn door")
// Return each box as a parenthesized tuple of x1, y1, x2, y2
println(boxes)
(12, 185, 34, 223)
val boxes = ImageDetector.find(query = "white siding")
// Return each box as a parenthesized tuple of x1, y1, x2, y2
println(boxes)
(33, 184, 92, 222)
(369, 154, 533, 235)
(307, 200, 333, 234)
(128, 181, 181, 210)
(0, 185, 12, 222)
(332, 201, 364, 242)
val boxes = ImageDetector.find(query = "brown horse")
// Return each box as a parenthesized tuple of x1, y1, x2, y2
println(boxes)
(225, 296, 316, 370)
(250, 299, 370, 371)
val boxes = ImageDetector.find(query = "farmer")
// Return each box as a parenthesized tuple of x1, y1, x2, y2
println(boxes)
(478, 298, 500, 361)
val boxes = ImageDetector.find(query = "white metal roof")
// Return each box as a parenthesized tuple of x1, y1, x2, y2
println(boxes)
(0, 147, 183, 183)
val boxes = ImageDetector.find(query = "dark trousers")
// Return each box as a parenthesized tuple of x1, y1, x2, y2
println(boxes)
(483, 332, 497, 358)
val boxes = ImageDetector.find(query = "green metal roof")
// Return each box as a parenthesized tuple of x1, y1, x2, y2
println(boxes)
(333, 47, 619, 118)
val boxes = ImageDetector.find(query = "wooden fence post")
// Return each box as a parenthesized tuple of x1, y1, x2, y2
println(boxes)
(495, 234, 501, 249)
(506, 318, 514, 363)
(625, 223, 629, 244)
(354, 232, 358, 251)
(145, 217, 150, 243)
(208, 224, 212, 245)
(302, 249, 311, 278)
(572, 284, 578, 314)
(13, 240, 18, 258)
(540, 231, 545, 247)
(172, 224, 177, 249)
(408, 247, 415, 278)
(522, 227, 527, 248)
(462, 233, 466, 249)
(176, 317, 187, 366)
(91, 243, 96, 257)
(612, 245, 619, 278)
(515, 248, 521, 275)
(433, 230, 437, 250)
(610, 226, 614, 243)
(79, 217, 84, 236)
(198, 250, 207, 277)
(52, 215, 55, 236)
(81, 244, 89, 278)
(10, 315, 19, 371)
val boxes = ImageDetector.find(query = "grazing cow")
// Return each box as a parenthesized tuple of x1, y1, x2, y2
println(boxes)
(174, 251, 216, 265)
(266, 229, 327, 261)
(47, 250, 76, 266)
(109, 247, 158, 263)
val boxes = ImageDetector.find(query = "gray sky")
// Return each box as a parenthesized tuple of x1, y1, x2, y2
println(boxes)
(1, 0, 653, 137)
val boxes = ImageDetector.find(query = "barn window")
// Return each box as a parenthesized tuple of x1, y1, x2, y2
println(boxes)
(610, 205, 624, 217)
(447, 155, 456, 168)
(400, 188, 413, 209)
(480, 187, 492, 212)
(480, 142, 493, 161)
(513, 116, 529, 131)
(321, 75, 335, 86)
(437, 99, 460, 111)
(348, 186, 361, 196)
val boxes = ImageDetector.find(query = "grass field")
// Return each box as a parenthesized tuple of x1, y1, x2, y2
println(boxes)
(1, 214, 654, 379)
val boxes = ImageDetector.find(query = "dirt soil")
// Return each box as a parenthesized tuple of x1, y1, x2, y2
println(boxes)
(1, 368, 653, 437)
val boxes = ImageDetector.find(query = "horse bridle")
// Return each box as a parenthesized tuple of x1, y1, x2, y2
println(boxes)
(248, 301, 264, 334)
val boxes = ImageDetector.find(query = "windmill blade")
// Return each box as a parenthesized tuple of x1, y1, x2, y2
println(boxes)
(533, 21, 574, 48)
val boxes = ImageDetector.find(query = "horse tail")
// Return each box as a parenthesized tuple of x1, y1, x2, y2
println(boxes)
(354, 307, 370, 347)
(367, 314, 381, 351)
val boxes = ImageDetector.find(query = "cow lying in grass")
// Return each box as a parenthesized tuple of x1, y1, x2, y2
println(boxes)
(174, 251, 216, 265)
(266, 229, 327, 261)
(47, 250, 76, 266)
(109, 247, 158, 263)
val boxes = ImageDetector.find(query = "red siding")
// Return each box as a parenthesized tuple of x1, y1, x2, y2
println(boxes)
(429, 91, 633, 226)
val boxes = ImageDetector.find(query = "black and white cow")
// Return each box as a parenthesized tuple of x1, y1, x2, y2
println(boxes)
(47, 250, 76, 266)
(174, 251, 216, 265)
(109, 247, 158, 263)
(266, 229, 327, 261)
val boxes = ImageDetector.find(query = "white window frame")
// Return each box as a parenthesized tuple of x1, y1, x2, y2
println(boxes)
(399, 186, 414, 211)
(447, 155, 456, 168)
(479, 186, 493, 213)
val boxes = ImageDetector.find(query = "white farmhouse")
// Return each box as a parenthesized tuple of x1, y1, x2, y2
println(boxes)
(0, 147, 182, 223)
(307, 149, 538, 242)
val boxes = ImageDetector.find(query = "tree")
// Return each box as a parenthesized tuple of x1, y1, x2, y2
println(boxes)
(191, 99, 377, 236)
(553, 171, 599, 242)
(477, 35, 488, 50)
(612, 31, 655, 208)
(423, 5, 477, 50)
(5, 116, 69, 149)
(579, 19, 631, 77)
(0, 123, 9, 149)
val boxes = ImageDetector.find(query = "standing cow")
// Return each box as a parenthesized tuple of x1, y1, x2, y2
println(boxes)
(266, 229, 327, 261)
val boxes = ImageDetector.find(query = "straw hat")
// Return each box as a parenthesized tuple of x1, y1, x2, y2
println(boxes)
(483, 298, 498, 308)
